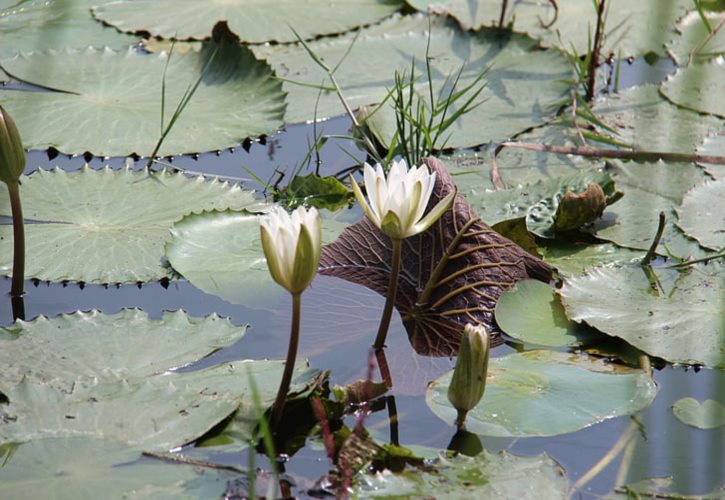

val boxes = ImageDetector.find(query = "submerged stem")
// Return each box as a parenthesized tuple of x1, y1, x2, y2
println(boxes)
(271, 292, 302, 428)
(373, 238, 402, 350)
(7, 181, 24, 298)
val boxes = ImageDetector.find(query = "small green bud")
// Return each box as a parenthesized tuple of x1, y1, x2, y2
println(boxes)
(448, 323, 490, 428)
(0, 106, 26, 186)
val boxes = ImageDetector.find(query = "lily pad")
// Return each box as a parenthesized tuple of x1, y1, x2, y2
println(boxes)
(407, 0, 692, 57)
(698, 132, 725, 180)
(560, 264, 725, 368)
(612, 477, 725, 499)
(537, 241, 643, 276)
(0, 437, 233, 499)
(588, 161, 711, 259)
(666, 10, 725, 65)
(254, 14, 571, 147)
(427, 350, 658, 437)
(0, 166, 265, 284)
(661, 61, 725, 119)
(0, 309, 317, 450)
(93, 0, 402, 42)
(676, 178, 725, 251)
(495, 279, 600, 347)
(0, 22, 285, 156)
(672, 397, 725, 430)
(0, 0, 137, 81)
(353, 450, 567, 497)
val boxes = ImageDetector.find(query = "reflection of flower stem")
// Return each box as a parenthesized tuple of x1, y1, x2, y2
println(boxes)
(271, 292, 302, 428)
(375, 348, 393, 389)
(374, 238, 402, 350)
(7, 181, 24, 299)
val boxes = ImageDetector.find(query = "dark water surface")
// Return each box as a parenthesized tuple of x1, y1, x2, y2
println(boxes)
(1, 57, 723, 498)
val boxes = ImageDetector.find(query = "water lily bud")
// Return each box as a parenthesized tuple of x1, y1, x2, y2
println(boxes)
(259, 205, 322, 295)
(448, 323, 490, 428)
(350, 158, 455, 240)
(0, 106, 25, 186)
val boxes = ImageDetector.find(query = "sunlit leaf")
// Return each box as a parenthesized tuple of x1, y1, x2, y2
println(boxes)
(427, 350, 658, 437)
(407, 0, 692, 57)
(0, 309, 318, 449)
(0, 0, 137, 81)
(93, 0, 402, 42)
(661, 61, 725, 119)
(495, 279, 601, 347)
(537, 241, 643, 276)
(613, 477, 725, 499)
(0, 22, 285, 156)
(676, 178, 725, 251)
(672, 397, 725, 430)
(0, 166, 264, 284)
(698, 132, 725, 179)
(560, 264, 725, 368)
(254, 14, 571, 147)
(666, 10, 725, 65)
(353, 449, 568, 497)
(0, 437, 234, 498)
(319, 158, 552, 355)
(280, 174, 352, 211)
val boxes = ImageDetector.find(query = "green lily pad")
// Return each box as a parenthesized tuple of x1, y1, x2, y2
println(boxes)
(698, 132, 725, 180)
(672, 397, 725, 430)
(0, 309, 317, 450)
(612, 477, 725, 499)
(676, 179, 725, 251)
(165, 208, 348, 307)
(93, 0, 402, 42)
(254, 14, 571, 147)
(0, 167, 264, 284)
(661, 61, 725, 119)
(537, 241, 643, 276)
(427, 350, 658, 437)
(353, 450, 567, 497)
(495, 279, 600, 347)
(0, 23, 285, 156)
(591, 85, 723, 154)
(278, 174, 352, 211)
(0, 437, 233, 499)
(407, 0, 691, 57)
(588, 161, 711, 260)
(0, 0, 137, 81)
(666, 10, 725, 65)
(560, 264, 725, 368)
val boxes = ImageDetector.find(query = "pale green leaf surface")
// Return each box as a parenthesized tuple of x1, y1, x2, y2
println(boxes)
(0, 167, 264, 284)
(92, 0, 402, 42)
(610, 477, 725, 500)
(560, 264, 725, 368)
(0, 0, 137, 81)
(354, 450, 567, 498)
(0, 437, 232, 499)
(427, 350, 658, 437)
(588, 161, 711, 259)
(591, 85, 724, 154)
(676, 179, 725, 251)
(0, 32, 285, 156)
(672, 397, 725, 430)
(407, 0, 692, 57)
(661, 62, 725, 119)
(495, 279, 600, 347)
(165, 208, 348, 307)
(0, 309, 317, 449)
(666, 11, 725, 65)
(538, 241, 643, 276)
(697, 131, 725, 179)
(254, 14, 571, 147)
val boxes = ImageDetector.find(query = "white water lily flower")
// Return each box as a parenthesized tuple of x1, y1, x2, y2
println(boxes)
(259, 205, 322, 295)
(350, 159, 455, 240)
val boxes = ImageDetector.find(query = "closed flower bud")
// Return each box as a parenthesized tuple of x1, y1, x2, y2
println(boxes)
(0, 106, 25, 186)
(259, 205, 322, 295)
(448, 323, 490, 428)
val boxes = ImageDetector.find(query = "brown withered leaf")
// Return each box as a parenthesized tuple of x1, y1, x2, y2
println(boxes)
(319, 158, 552, 356)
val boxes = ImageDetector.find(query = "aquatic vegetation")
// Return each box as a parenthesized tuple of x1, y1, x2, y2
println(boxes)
(446, 323, 490, 429)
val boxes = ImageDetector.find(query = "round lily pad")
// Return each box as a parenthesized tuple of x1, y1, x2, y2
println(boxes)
(426, 350, 658, 437)
(672, 397, 725, 430)
(560, 264, 724, 368)
(676, 179, 725, 251)
(0, 26, 285, 156)
(0, 167, 265, 284)
(93, 0, 402, 42)
(495, 279, 600, 347)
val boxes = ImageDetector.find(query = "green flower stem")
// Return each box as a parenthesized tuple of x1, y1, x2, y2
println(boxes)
(374, 237, 402, 350)
(271, 291, 302, 428)
(7, 181, 24, 298)
(455, 409, 468, 429)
